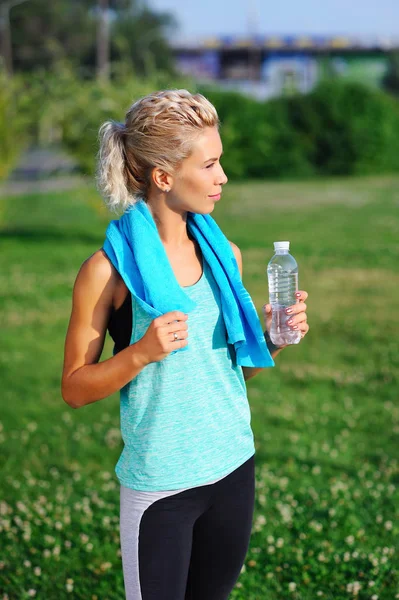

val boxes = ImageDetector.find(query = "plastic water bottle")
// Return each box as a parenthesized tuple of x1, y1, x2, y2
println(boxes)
(267, 241, 301, 347)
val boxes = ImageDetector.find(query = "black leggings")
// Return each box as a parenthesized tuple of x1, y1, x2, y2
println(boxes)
(119, 454, 255, 600)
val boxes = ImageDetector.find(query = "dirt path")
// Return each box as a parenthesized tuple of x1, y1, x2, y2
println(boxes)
(0, 175, 92, 197)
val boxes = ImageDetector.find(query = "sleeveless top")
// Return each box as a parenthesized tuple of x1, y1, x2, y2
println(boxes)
(109, 257, 256, 492)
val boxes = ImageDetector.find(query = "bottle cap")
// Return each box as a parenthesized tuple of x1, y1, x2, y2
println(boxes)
(273, 241, 290, 251)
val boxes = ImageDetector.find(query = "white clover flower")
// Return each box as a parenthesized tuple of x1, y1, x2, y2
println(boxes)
(27, 591, 36, 597)
(276, 538, 284, 548)
(385, 521, 393, 530)
(23, 560, 31, 568)
(33, 567, 41, 576)
(345, 535, 355, 545)
(288, 582, 297, 592)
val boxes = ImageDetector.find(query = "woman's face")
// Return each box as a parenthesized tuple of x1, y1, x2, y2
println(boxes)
(165, 126, 228, 215)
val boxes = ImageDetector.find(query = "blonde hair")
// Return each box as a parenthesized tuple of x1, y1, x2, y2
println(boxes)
(96, 89, 220, 213)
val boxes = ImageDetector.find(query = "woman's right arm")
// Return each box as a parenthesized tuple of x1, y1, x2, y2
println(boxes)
(61, 251, 146, 408)
(61, 251, 188, 409)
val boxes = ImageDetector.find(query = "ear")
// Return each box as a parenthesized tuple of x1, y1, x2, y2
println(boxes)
(151, 166, 174, 193)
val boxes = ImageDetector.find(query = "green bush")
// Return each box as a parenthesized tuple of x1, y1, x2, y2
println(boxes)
(288, 81, 399, 175)
(202, 81, 399, 179)
(4, 71, 399, 182)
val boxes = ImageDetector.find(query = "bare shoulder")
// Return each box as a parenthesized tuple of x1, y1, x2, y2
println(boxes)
(228, 240, 243, 276)
(77, 249, 119, 286)
(73, 249, 122, 305)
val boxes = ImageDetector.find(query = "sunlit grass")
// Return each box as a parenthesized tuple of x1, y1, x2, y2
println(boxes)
(0, 174, 398, 599)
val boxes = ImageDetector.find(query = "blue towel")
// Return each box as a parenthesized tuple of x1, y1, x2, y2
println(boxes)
(102, 199, 274, 368)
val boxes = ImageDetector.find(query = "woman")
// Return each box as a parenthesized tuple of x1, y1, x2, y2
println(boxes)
(61, 89, 309, 600)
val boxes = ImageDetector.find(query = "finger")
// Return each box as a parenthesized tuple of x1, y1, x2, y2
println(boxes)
(164, 311, 188, 324)
(299, 324, 310, 338)
(262, 303, 272, 313)
(295, 312, 308, 323)
(169, 330, 188, 342)
(287, 314, 308, 328)
(285, 302, 307, 315)
(166, 322, 188, 338)
(295, 290, 308, 302)
(167, 328, 188, 342)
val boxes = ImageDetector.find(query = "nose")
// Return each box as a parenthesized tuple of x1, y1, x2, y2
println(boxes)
(216, 164, 228, 186)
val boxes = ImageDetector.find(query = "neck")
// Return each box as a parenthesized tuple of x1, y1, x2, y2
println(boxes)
(146, 196, 191, 248)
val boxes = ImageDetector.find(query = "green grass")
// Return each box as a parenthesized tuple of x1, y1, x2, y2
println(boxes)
(0, 175, 398, 599)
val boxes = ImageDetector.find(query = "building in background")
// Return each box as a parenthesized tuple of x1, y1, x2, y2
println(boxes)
(171, 35, 398, 99)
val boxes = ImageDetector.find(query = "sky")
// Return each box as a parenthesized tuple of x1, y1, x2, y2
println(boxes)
(147, 0, 399, 41)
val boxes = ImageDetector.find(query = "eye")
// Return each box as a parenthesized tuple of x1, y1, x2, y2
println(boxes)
(206, 163, 215, 169)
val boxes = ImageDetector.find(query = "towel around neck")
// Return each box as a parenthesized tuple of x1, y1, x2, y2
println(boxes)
(102, 198, 274, 368)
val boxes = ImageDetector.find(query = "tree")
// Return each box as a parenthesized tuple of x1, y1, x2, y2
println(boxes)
(0, 0, 31, 76)
(6, 0, 178, 77)
(113, 5, 178, 77)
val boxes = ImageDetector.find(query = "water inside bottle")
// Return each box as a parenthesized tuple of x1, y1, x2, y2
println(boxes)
(267, 264, 301, 346)
(268, 265, 298, 305)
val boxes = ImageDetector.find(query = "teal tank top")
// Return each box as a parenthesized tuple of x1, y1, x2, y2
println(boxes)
(115, 258, 256, 491)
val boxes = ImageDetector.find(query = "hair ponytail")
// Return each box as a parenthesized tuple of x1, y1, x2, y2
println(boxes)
(96, 121, 135, 213)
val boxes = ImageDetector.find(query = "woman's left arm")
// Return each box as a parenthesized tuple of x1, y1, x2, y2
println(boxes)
(229, 241, 310, 381)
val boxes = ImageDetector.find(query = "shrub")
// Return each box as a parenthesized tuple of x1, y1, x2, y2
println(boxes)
(4, 71, 399, 182)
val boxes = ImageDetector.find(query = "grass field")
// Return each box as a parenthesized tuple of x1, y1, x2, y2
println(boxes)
(0, 175, 398, 599)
